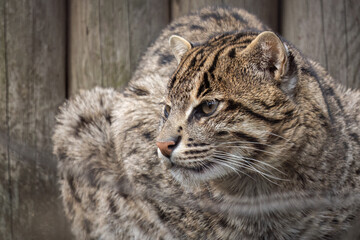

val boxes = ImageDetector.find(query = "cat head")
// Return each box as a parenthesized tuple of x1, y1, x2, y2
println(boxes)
(157, 31, 299, 185)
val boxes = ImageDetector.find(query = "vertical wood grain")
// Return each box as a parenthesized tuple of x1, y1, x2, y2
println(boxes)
(68, 0, 102, 95)
(0, 0, 73, 239)
(99, 0, 131, 90)
(344, 0, 360, 89)
(281, 0, 360, 89)
(0, 0, 11, 239)
(69, 0, 169, 96)
(128, 0, 170, 74)
(170, 0, 279, 32)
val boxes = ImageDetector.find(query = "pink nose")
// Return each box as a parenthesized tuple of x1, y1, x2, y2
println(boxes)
(156, 141, 176, 158)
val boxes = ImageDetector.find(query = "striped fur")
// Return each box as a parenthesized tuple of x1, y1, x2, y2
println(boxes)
(53, 7, 360, 239)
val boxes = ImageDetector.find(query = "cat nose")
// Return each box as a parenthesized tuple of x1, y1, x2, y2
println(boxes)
(156, 137, 180, 158)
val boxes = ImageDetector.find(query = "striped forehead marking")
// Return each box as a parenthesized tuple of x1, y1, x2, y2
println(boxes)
(168, 32, 258, 92)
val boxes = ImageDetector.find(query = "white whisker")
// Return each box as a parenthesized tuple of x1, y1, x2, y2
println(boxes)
(212, 155, 265, 179)
(218, 141, 275, 148)
(180, 159, 207, 164)
(215, 150, 287, 176)
(219, 145, 276, 156)
(267, 132, 292, 142)
(212, 151, 287, 183)
(241, 156, 287, 176)
(210, 157, 255, 180)
(247, 164, 280, 185)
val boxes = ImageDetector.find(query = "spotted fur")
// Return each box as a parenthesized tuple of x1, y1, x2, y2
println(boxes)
(53, 7, 360, 239)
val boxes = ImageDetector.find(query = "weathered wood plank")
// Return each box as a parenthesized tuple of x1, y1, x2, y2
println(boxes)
(344, 0, 360, 89)
(128, 0, 170, 74)
(0, 1, 11, 239)
(68, 0, 102, 95)
(2, 0, 73, 239)
(281, 0, 360, 89)
(69, 0, 169, 96)
(99, 0, 131, 90)
(170, 0, 279, 32)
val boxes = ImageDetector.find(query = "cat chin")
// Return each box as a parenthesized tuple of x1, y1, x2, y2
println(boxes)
(170, 163, 232, 186)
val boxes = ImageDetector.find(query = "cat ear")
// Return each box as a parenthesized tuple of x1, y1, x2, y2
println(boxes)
(169, 35, 192, 64)
(244, 31, 288, 81)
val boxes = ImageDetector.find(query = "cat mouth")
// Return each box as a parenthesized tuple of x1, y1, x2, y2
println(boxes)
(173, 161, 215, 173)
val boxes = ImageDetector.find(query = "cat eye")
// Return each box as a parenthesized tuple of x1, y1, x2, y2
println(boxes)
(194, 100, 219, 119)
(164, 105, 171, 118)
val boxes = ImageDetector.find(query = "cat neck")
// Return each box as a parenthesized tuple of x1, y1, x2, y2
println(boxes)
(209, 173, 286, 198)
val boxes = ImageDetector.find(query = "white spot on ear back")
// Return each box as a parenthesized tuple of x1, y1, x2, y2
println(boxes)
(281, 76, 298, 97)
(288, 76, 297, 91)
(284, 43, 289, 55)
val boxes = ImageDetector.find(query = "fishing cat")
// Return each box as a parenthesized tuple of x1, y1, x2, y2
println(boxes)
(53, 7, 360, 239)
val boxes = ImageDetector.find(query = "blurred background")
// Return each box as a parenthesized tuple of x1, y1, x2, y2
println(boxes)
(0, 0, 359, 239)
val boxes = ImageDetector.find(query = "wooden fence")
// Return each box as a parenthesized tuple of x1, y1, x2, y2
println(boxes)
(0, 0, 359, 239)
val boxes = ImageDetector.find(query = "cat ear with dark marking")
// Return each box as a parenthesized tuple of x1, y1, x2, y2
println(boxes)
(169, 35, 192, 64)
(244, 31, 297, 96)
(244, 31, 288, 81)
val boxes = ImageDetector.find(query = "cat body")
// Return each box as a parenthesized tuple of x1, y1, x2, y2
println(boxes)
(53, 7, 360, 239)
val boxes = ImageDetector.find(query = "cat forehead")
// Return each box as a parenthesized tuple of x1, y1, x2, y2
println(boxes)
(168, 71, 203, 105)
(166, 32, 269, 106)
(168, 33, 258, 87)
